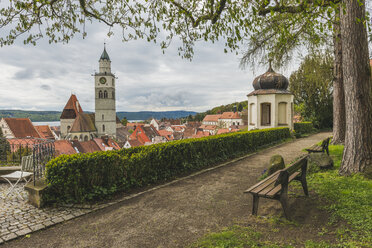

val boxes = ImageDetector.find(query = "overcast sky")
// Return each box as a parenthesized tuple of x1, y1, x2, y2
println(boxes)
(0, 21, 300, 113)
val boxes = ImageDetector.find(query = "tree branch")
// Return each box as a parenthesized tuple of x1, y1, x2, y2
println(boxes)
(258, 0, 341, 16)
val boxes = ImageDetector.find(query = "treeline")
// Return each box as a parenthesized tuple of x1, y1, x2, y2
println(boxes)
(0, 110, 61, 122)
(0, 110, 198, 122)
(117, 111, 197, 121)
(185, 101, 247, 122)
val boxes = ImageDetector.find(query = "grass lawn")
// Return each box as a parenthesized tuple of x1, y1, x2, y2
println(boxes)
(189, 145, 372, 248)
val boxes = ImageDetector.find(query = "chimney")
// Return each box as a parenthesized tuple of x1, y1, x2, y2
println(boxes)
(101, 135, 109, 144)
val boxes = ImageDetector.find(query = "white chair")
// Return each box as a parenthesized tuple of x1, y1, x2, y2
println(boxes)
(1, 155, 33, 200)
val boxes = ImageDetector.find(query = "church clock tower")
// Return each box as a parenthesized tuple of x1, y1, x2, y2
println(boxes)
(95, 45, 117, 138)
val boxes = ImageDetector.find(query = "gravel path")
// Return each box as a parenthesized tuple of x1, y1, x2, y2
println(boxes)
(2, 132, 331, 248)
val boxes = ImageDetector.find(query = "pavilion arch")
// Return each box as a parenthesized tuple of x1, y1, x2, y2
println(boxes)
(249, 103, 255, 125)
(278, 102, 288, 125)
(261, 102, 271, 126)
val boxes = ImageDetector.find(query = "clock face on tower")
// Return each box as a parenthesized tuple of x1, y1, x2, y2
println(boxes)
(99, 77, 107, 84)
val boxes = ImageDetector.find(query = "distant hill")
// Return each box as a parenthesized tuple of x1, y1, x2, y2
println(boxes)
(0, 101, 247, 122)
(0, 110, 61, 122)
(0, 110, 198, 122)
(117, 111, 197, 120)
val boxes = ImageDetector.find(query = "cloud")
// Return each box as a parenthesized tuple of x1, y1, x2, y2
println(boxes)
(40, 84, 51, 91)
(13, 68, 35, 80)
(0, 20, 299, 113)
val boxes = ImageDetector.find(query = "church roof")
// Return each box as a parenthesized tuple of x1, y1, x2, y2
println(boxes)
(202, 114, 221, 123)
(2, 118, 40, 138)
(220, 112, 241, 119)
(60, 94, 83, 119)
(70, 113, 96, 133)
(100, 47, 110, 61)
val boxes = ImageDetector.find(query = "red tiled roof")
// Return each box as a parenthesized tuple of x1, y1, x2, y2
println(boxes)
(60, 94, 83, 119)
(106, 138, 121, 150)
(129, 125, 159, 144)
(93, 138, 121, 151)
(202, 115, 221, 123)
(79, 140, 101, 153)
(217, 129, 229, 135)
(127, 139, 143, 147)
(186, 122, 201, 128)
(54, 140, 76, 156)
(200, 124, 217, 130)
(183, 127, 196, 138)
(219, 112, 241, 119)
(158, 130, 173, 141)
(3, 118, 40, 138)
(192, 131, 210, 138)
(171, 125, 185, 132)
(35, 125, 55, 140)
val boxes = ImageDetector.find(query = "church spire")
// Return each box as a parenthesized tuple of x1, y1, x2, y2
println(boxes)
(100, 43, 110, 61)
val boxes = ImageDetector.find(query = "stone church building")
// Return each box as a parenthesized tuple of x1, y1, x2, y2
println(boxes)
(60, 47, 121, 141)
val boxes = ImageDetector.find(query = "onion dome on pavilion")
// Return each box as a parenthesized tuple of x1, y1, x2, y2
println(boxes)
(248, 63, 291, 96)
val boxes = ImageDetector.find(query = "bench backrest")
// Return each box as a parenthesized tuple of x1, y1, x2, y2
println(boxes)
(21, 155, 33, 172)
(321, 137, 331, 150)
(274, 155, 307, 187)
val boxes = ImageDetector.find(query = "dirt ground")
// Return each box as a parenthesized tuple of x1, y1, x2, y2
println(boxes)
(1, 132, 332, 248)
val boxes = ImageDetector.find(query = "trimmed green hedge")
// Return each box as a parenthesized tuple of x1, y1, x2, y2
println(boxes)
(44, 127, 290, 204)
(294, 122, 314, 136)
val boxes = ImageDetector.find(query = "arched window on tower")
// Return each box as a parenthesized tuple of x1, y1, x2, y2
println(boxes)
(104, 90, 108, 98)
(102, 114, 104, 120)
(112, 91, 115, 99)
(102, 124, 105, 133)
(99, 90, 103, 98)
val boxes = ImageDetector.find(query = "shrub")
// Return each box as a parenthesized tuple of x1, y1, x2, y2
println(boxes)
(294, 122, 314, 137)
(44, 127, 290, 204)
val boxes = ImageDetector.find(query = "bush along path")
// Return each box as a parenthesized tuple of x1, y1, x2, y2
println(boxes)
(191, 145, 372, 248)
(2, 132, 330, 248)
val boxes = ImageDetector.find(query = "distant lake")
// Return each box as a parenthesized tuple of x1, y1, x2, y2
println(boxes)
(128, 120, 144, 123)
(33, 121, 60, 126)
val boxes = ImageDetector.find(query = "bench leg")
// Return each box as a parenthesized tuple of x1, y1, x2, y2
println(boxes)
(301, 179, 309, 196)
(252, 194, 259, 215)
(279, 193, 290, 219)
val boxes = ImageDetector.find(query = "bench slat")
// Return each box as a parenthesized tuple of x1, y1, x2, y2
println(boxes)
(264, 171, 301, 197)
(283, 156, 307, 175)
(244, 170, 281, 193)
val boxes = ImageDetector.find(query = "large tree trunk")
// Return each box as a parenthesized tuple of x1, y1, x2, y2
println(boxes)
(331, 12, 345, 145)
(340, 0, 372, 175)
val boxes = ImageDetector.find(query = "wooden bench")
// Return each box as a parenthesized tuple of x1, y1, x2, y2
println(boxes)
(244, 155, 308, 219)
(305, 137, 330, 155)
